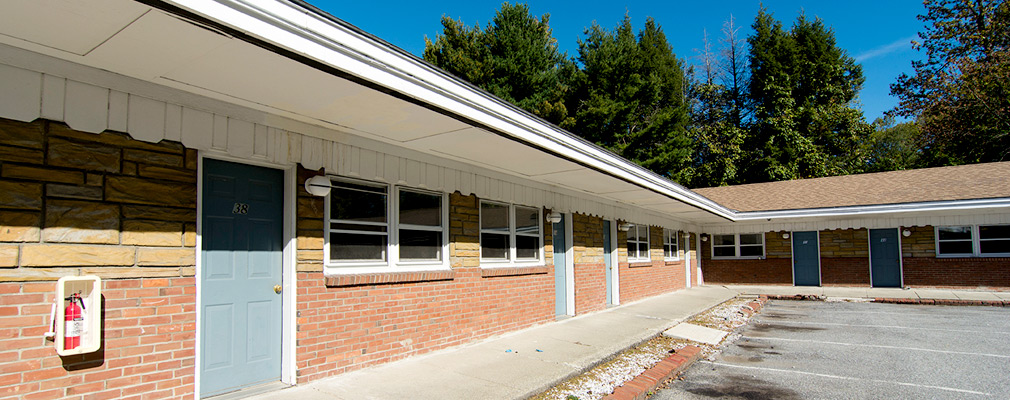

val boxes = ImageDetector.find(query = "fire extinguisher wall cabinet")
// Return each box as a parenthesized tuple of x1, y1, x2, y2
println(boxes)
(54, 276, 102, 356)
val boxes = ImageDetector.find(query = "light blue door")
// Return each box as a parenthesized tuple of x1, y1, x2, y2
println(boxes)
(792, 231, 820, 286)
(603, 221, 613, 306)
(553, 215, 567, 316)
(870, 228, 902, 288)
(200, 159, 284, 397)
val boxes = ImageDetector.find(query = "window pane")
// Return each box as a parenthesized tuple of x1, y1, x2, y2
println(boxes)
(980, 239, 1010, 255)
(330, 233, 386, 261)
(330, 223, 386, 233)
(638, 242, 649, 256)
(481, 233, 509, 259)
(399, 229, 441, 260)
(516, 235, 539, 259)
(399, 190, 441, 227)
(979, 225, 1010, 240)
(740, 245, 763, 257)
(515, 206, 539, 234)
(938, 226, 972, 240)
(740, 234, 762, 245)
(331, 182, 386, 223)
(481, 203, 509, 233)
(627, 242, 637, 258)
(938, 241, 973, 255)
(633, 226, 648, 242)
(714, 246, 735, 257)
(714, 234, 735, 246)
(664, 245, 674, 259)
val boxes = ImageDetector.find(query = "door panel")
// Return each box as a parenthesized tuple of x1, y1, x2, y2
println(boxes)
(200, 159, 284, 397)
(603, 220, 613, 306)
(792, 231, 820, 286)
(870, 228, 902, 288)
(553, 215, 567, 316)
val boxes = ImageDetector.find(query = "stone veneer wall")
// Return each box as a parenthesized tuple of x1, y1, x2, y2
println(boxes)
(293, 170, 555, 382)
(0, 118, 197, 399)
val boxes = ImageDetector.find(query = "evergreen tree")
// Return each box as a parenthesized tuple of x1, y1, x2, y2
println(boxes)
(423, 3, 576, 127)
(891, 0, 1010, 163)
(742, 8, 870, 183)
(571, 17, 693, 182)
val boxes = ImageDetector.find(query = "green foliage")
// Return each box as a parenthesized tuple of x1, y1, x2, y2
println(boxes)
(570, 17, 693, 182)
(423, 3, 576, 126)
(891, 0, 1010, 164)
(742, 8, 871, 183)
(861, 118, 923, 172)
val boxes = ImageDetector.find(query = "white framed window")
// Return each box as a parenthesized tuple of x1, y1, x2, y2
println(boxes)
(936, 225, 1010, 257)
(479, 201, 543, 265)
(711, 233, 765, 259)
(626, 224, 650, 262)
(663, 229, 680, 261)
(324, 177, 448, 271)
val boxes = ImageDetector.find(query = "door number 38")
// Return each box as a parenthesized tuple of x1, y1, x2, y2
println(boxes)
(232, 203, 250, 214)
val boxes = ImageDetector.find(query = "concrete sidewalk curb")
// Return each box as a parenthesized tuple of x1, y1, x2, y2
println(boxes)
(760, 293, 1010, 307)
(601, 297, 769, 400)
(602, 345, 701, 400)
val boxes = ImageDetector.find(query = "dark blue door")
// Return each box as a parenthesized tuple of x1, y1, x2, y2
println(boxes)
(603, 221, 613, 306)
(200, 159, 284, 397)
(870, 228, 902, 288)
(792, 231, 820, 286)
(553, 215, 567, 316)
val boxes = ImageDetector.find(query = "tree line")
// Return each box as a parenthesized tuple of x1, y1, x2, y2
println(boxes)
(423, 0, 1009, 188)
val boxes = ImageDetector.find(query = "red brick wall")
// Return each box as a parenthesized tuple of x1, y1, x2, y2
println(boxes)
(572, 214, 606, 314)
(0, 278, 195, 400)
(820, 257, 870, 286)
(617, 226, 687, 303)
(903, 258, 1010, 289)
(700, 258, 792, 285)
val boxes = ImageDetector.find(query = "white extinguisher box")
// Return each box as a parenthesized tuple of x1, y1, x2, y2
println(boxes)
(54, 276, 102, 356)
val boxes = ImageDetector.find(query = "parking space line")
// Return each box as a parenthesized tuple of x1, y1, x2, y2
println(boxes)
(705, 361, 991, 396)
(742, 336, 1010, 359)
(756, 320, 1010, 335)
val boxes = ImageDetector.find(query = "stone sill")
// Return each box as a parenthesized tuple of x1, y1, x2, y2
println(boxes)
(628, 262, 653, 268)
(324, 270, 455, 287)
(480, 265, 550, 278)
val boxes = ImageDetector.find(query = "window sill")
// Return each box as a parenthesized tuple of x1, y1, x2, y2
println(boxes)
(936, 255, 1010, 260)
(324, 270, 455, 287)
(711, 257, 765, 261)
(480, 265, 550, 278)
(628, 261, 653, 268)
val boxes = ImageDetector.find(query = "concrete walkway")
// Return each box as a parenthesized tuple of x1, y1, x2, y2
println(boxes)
(246, 286, 737, 400)
(244, 284, 1009, 400)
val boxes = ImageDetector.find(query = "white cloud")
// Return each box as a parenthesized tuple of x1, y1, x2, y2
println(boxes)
(855, 35, 917, 62)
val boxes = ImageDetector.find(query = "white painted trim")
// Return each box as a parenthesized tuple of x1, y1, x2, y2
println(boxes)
(733, 198, 1010, 221)
(195, 151, 298, 396)
(710, 232, 766, 260)
(684, 232, 691, 288)
(608, 220, 619, 303)
(694, 232, 704, 286)
(565, 213, 575, 316)
(663, 229, 681, 262)
(626, 224, 651, 263)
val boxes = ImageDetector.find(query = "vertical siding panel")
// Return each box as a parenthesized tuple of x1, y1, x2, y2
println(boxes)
(226, 118, 255, 158)
(425, 164, 439, 190)
(301, 136, 324, 170)
(288, 131, 302, 165)
(40, 75, 65, 121)
(358, 148, 377, 181)
(164, 104, 182, 142)
(127, 95, 166, 143)
(384, 153, 399, 184)
(108, 90, 128, 132)
(64, 80, 109, 134)
(212, 114, 228, 150)
(0, 64, 42, 122)
(253, 124, 269, 157)
(405, 159, 420, 187)
(181, 107, 213, 150)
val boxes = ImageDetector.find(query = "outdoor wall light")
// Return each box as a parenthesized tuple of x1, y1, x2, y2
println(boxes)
(902, 229, 912, 237)
(782, 232, 790, 239)
(701, 234, 708, 242)
(546, 211, 563, 224)
(304, 175, 332, 197)
(617, 221, 632, 232)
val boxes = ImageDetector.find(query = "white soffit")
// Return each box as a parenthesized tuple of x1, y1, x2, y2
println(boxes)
(537, 169, 640, 195)
(0, 0, 148, 56)
(407, 128, 584, 177)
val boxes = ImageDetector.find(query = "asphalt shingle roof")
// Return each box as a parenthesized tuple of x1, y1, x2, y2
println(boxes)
(692, 162, 1010, 212)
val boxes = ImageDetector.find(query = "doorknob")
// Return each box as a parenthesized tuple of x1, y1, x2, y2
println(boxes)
(273, 284, 282, 294)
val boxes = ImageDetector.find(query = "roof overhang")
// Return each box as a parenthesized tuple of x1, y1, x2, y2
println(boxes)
(0, 0, 735, 224)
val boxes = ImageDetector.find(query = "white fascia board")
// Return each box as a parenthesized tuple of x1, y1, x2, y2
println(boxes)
(158, 0, 736, 220)
(731, 197, 1010, 221)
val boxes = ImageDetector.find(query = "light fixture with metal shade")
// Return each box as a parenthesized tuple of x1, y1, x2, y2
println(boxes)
(304, 175, 332, 197)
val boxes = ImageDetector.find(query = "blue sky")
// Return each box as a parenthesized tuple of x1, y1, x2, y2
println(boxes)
(313, 1, 924, 123)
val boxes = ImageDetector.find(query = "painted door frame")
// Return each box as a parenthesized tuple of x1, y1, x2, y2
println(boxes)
(790, 231, 822, 286)
(608, 220, 620, 305)
(868, 228, 904, 288)
(694, 232, 704, 286)
(564, 213, 575, 315)
(195, 152, 298, 396)
(683, 232, 691, 288)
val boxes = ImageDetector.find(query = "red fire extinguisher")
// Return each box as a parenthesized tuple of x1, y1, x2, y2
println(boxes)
(64, 293, 85, 350)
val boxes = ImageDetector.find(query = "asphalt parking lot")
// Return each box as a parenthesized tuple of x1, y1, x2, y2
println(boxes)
(655, 300, 1010, 399)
